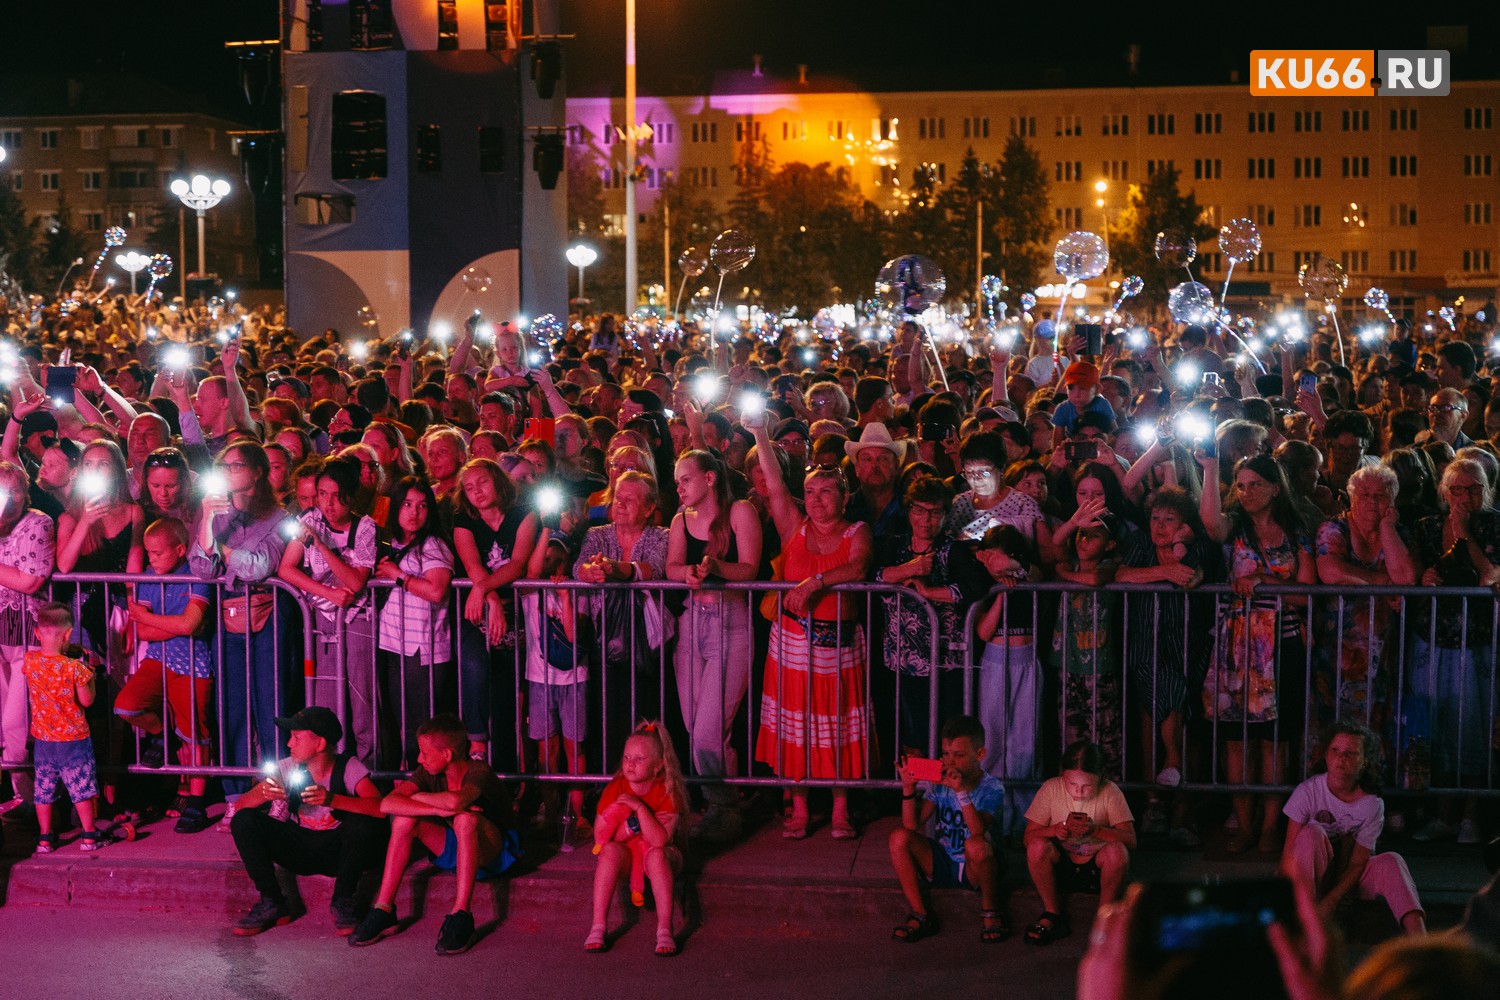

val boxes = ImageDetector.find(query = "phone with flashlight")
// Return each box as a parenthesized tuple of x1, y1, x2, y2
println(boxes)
(1065, 440, 1099, 463)
(904, 756, 944, 783)
(46, 366, 76, 405)
(921, 422, 954, 442)
(1077, 323, 1103, 356)
(1299, 374, 1317, 395)
(1201, 371, 1221, 388)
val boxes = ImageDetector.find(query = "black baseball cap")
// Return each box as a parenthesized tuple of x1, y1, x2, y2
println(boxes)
(275, 706, 342, 745)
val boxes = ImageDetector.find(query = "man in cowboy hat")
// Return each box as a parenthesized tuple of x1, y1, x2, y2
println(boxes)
(844, 422, 908, 541)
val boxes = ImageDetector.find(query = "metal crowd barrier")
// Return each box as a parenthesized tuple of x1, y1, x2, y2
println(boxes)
(20, 574, 1500, 801)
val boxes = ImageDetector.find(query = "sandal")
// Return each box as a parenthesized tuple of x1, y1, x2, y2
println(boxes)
(654, 927, 678, 957)
(583, 923, 608, 953)
(892, 910, 939, 943)
(782, 816, 808, 840)
(1024, 911, 1070, 946)
(830, 818, 860, 840)
(981, 909, 1010, 944)
(34, 832, 58, 855)
(166, 793, 190, 819)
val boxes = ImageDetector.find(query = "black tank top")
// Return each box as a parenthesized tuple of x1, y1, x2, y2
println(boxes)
(684, 521, 739, 577)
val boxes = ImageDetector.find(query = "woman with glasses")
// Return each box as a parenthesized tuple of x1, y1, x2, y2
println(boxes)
(588, 445, 657, 526)
(190, 442, 292, 797)
(1404, 458, 1500, 843)
(950, 431, 1044, 544)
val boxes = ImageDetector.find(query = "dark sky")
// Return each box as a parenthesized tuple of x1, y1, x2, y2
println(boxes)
(1, 2, 1493, 110)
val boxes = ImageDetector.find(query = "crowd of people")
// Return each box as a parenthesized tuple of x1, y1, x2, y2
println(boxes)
(0, 285, 1497, 961)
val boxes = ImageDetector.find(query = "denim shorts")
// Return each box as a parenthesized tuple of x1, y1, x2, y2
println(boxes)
(527, 681, 588, 743)
(33, 737, 98, 805)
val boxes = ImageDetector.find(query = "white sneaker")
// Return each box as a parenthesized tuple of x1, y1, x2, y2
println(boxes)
(1155, 767, 1183, 788)
(1457, 819, 1482, 845)
(216, 804, 238, 833)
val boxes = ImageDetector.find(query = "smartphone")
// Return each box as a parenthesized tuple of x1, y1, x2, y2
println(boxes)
(372, 495, 391, 529)
(1201, 371, 1221, 388)
(1077, 323, 1103, 356)
(905, 756, 944, 783)
(1298, 374, 1317, 395)
(920, 421, 952, 442)
(1068, 811, 1091, 826)
(523, 417, 557, 446)
(1130, 878, 1300, 1000)
(1066, 440, 1099, 462)
(46, 366, 77, 405)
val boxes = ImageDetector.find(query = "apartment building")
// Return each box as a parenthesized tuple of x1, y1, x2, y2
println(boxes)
(568, 78, 1500, 307)
(0, 74, 259, 285)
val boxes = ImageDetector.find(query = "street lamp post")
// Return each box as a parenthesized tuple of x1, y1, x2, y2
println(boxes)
(115, 251, 149, 295)
(566, 244, 598, 304)
(1094, 180, 1111, 258)
(169, 174, 231, 278)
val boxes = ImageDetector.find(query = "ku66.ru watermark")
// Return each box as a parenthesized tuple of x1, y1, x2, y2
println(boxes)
(1250, 50, 1449, 97)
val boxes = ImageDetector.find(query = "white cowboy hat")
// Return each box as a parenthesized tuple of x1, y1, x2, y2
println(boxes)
(844, 421, 906, 459)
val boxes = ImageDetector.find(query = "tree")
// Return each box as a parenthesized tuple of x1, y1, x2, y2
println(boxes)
(992, 135, 1053, 301)
(934, 147, 1003, 305)
(37, 193, 88, 296)
(0, 183, 39, 295)
(566, 146, 607, 238)
(752, 161, 883, 313)
(1106, 165, 1216, 313)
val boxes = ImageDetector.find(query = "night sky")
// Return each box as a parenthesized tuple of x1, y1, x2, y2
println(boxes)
(0, 3, 1494, 115)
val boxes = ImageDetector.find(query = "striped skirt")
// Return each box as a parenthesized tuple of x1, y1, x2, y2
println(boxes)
(754, 615, 871, 781)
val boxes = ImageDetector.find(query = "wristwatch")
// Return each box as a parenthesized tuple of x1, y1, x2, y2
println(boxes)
(814, 572, 825, 587)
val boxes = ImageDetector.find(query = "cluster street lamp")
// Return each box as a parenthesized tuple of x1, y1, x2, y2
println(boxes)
(169, 174, 232, 278)
(115, 250, 150, 295)
(566, 244, 598, 303)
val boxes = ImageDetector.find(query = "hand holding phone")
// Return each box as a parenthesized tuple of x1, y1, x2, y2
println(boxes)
(904, 756, 944, 783)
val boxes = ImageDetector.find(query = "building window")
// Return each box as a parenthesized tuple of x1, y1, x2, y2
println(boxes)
(650, 122, 675, 144)
(735, 119, 761, 143)
(1100, 160, 1128, 181)
(1341, 156, 1370, 178)
(9, 172, 20, 192)
(690, 122, 717, 143)
(1056, 207, 1084, 228)
(1292, 157, 1321, 179)
(1464, 107, 1493, 130)
(1464, 154, 1493, 177)
(1247, 111, 1275, 133)
(1341, 109, 1370, 132)
(1464, 203, 1492, 225)
(39, 171, 60, 191)
(1054, 161, 1083, 182)
(1146, 113, 1174, 135)
(1341, 250, 1369, 273)
(1293, 110, 1322, 132)
(1295, 205, 1321, 227)
(1389, 250, 1417, 273)
(1249, 204, 1275, 226)
(917, 117, 944, 140)
(1009, 116, 1035, 137)
(79, 127, 101, 149)
(1248, 158, 1275, 180)
(1389, 155, 1417, 177)
(1389, 108, 1418, 131)
(565, 124, 588, 146)
(38, 129, 59, 150)
(1101, 114, 1129, 136)
(962, 116, 989, 139)
(112, 168, 150, 188)
(1391, 203, 1418, 226)
(1244, 252, 1275, 273)
(1194, 158, 1221, 180)
(82, 212, 102, 232)
(1463, 249, 1492, 272)
(781, 120, 806, 141)
(1198, 252, 1223, 273)
(330, 90, 388, 180)
(1199, 205, 1220, 227)
(1055, 115, 1083, 137)
(415, 124, 441, 173)
(161, 128, 178, 148)
(1146, 159, 1174, 177)
(0, 131, 20, 150)
(80, 170, 102, 191)
(1193, 112, 1222, 134)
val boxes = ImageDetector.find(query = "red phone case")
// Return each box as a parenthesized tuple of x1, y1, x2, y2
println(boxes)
(907, 757, 943, 782)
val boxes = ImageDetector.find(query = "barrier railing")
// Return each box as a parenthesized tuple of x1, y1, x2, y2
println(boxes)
(14, 574, 1498, 801)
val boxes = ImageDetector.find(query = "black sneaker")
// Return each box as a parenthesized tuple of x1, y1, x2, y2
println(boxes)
(175, 805, 213, 834)
(331, 896, 360, 936)
(348, 905, 399, 947)
(435, 909, 476, 956)
(234, 895, 294, 936)
(140, 738, 165, 769)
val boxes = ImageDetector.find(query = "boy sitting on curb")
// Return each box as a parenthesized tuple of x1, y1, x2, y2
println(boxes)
(888, 715, 1007, 944)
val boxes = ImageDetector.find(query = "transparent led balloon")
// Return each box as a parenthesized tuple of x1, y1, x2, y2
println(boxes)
(876, 255, 947, 315)
(1168, 282, 1218, 325)
(1019, 292, 1037, 312)
(709, 230, 756, 275)
(1218, 218, 1262, 264)
(460, 266, 493, 293)
(1364, 288, 1389, 312)
(1153, 231, 1197, 269)
(1297, 254, 1349, 301)
(1053, 231, 1109, 283)
(677, 246, 709, 278)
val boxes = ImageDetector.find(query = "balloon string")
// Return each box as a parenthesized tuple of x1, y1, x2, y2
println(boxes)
(1210, 316, 1267, 375)
(924, 326, 949, 392)
(86, 250, 110, 290)
(711, 273, 728, 374)
(673, 274, 691, 320)
(1328, 308, 1346, 366)
(1219, 261, 1237, 315)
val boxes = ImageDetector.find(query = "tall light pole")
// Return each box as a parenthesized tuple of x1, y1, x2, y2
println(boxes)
(115, 251, 149, 295)
(623, 0, 637, 315)
(1094, 180, 1110, 258)
(169, 174, 231, 278)
(566, 244, 597, 304)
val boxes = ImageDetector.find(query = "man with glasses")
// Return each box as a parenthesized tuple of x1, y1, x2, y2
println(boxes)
(1426, 388, 1474, 449)
(1321, 409, 1377, 502)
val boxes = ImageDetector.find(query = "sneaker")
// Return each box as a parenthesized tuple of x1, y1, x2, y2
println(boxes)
(691, 805, 744, 844)
(1458, 819, 1482, 845)
(1412, 818, 1457, 843)
(1155, 767, 1183, 788)
(175, 806, 213, 835)
(140, 738, 165, 769)
(268, 800, 291, 823)
(349, 905, 399, 947)
(330, 897, 360, 936)
(216, 804, 238, 833)
(435, 909, 476, 956)
(234, 895, 295, 937)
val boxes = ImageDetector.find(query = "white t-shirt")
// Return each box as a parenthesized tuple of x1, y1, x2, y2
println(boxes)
(1283, 773, 1383, 851)
(1024, 776, 1134, 861)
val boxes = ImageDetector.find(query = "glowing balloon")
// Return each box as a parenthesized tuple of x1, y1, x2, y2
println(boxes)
(1168, 282, 1218, 325)
(1218, 218, 1262, 265)
(1019, 292, 1037, 312)
(677, 246, 709, 279)
(876, 255, 947, 315)
(709, 230, 756, 275)
(980, 275, 1003, 299)
(1120, 275, 1144, 299)
(1297, 254, 1349, 301)
(1153, 231, 1198, 268)
(1363, 288, 1390, 312)
(461, 266, 493, 293)
(1439, 305, 1457, 329)
(148, 254, 173, 279)
(1053, 231, 1109, 283)
(103, 227, 127, 248)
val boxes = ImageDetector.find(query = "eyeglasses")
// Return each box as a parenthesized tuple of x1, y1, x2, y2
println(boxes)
(1449, 485, 1486, 498)
(962, 467, 997, 481)
(143, 452, 186, 470)
(218, 461, 252, 472)
(1428, 404, 1463, 414)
